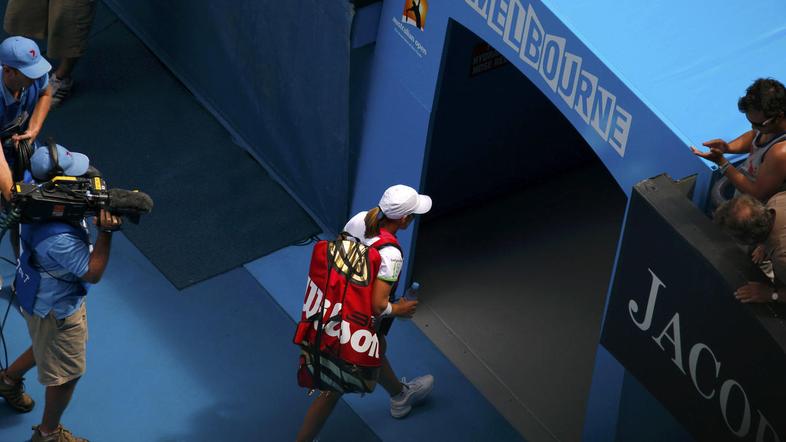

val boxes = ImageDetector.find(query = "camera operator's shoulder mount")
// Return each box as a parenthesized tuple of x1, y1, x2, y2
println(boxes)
(3, 141, 154, 229)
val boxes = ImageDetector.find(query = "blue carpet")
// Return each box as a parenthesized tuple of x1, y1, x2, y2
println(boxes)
(35, 3, 320, 289)
(246, 244, 524, 442)
(0, 233, 377, 441)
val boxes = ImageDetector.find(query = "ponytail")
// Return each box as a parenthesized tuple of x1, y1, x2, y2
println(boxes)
(364, 207, 384, 238)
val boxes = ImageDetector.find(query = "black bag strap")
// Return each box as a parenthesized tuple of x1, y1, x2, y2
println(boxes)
(311, 242, 332, 391)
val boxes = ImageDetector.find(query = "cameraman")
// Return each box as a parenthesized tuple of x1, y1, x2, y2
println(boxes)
(0, 145, 120, 442)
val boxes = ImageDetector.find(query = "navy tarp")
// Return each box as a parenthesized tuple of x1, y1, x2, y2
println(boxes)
(103, 0, 354, 232)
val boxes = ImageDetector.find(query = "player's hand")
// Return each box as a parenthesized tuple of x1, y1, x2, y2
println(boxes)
(393, 298, 418, 318)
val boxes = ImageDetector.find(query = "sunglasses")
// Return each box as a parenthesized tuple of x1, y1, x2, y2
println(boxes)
(750, 114, 780, 128)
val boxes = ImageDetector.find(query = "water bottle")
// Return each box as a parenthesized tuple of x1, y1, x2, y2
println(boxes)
(403, 281, 420, 301)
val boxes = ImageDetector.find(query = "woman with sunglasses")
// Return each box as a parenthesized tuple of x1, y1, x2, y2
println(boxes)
(692, 78, 786, 202)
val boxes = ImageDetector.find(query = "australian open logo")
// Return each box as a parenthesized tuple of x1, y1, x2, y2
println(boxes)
(402, 0, 428, 31)
(393, 0, 429, 57)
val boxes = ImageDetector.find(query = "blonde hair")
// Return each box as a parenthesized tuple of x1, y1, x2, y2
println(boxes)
(364, 207, 384, 238)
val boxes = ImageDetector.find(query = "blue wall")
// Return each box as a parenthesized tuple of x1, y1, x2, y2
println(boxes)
(353, 0, 718, 440)
(352, 0, 714, 297)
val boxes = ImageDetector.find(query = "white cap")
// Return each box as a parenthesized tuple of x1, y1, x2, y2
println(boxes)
(379, 185, 432, 219)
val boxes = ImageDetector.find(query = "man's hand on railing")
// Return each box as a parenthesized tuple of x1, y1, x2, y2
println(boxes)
(751, 244, 767, 264)
(734, 281, 774, 303)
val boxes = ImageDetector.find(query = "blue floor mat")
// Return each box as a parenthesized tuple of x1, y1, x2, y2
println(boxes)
(0, 233, 376, 442)
(37, 4, 320, 289)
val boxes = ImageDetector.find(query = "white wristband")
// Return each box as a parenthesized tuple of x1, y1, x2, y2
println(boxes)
(381, 302, 393, 317)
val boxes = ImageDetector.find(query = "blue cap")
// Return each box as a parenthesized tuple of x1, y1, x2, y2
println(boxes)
(31, 145, 90, 180)
(0, 36, 51, 79)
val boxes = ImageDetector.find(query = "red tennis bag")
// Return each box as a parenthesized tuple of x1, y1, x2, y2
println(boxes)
(294, 237, 387, 394)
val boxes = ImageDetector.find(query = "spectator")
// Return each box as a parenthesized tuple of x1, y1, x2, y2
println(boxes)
(4, 0, 98, 106)
(715, 192, 786, 303)
(692, 78, 786, 202)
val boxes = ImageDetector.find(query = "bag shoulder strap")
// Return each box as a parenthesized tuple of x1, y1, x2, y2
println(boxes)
(370, 230, 401, 254)
(22, 221, 88, 249)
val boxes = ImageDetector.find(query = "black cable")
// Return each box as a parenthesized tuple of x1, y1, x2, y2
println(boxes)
(0, 288, 14, 371)
(293, 235, 319, 247)
(0, 207, 22, 371)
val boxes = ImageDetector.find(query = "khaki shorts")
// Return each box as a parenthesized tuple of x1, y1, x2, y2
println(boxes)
(23, 301, 88, 386)
(4, 0, 98, 59)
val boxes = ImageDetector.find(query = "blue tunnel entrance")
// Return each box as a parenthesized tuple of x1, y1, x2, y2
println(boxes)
(412, 20, 627, 441)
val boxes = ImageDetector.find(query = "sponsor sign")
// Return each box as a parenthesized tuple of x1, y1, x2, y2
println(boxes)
(470, 42, 509, 77)
(601, 175, 786, 441)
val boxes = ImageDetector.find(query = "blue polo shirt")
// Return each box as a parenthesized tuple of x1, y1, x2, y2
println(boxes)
(27, 229, 91, 319)
(0, 66, 48, 129)
(1, 67, 48, 171)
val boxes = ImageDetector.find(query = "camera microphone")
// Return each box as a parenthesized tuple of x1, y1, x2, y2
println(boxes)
(107, 188, 154, 223)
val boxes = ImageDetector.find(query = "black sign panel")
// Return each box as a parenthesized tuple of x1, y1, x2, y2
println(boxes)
(601, 174, 786, 442)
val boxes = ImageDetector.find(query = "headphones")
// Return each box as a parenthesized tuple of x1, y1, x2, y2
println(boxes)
(46, 138, 64, 179)
(13, 137, 99, 182)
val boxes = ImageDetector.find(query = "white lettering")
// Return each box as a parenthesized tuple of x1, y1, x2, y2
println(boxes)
(623, 267, 783, 441)
(391, 16, 427, 57)
(501, 0, 527, 52)
(591, 85, 616, 141)
(350, 329, 374, 354)
(303, 278, 323, 319)
(610, 106, 632, 157)
(519, 5, 543, 70)
(324, 303, 343, 337)
(539, 34, 565, 93)
(688, 343, 720, 399)
(311, 298, 332, 331)
(574, 70, 598, 124)
(557, 52, 582, 108)
(720, 379, 752, 437)
(339, 320, 352, 344)
(755, 411, 780, 442)
(629, 268, 664, 331)
(652, 312, 686, 375)
(465, 0, 490, 18)
(487, 0, 507, 36)
(337, 321, 380, 358)
(367, 333, 380, 358)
